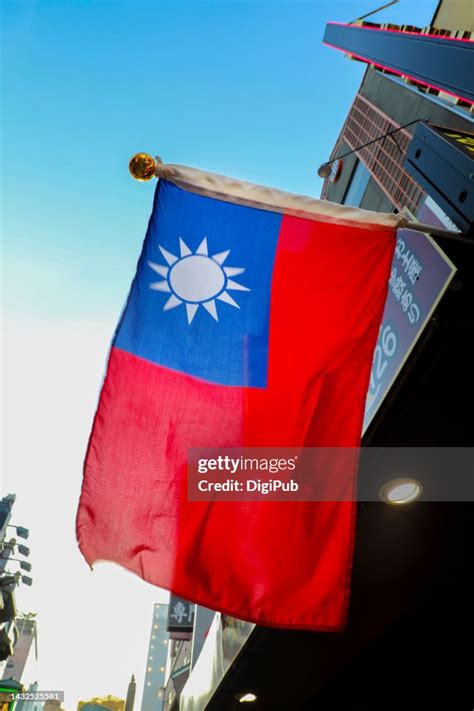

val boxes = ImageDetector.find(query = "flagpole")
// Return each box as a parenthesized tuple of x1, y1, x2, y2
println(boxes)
(128, 153, 470, 243)
(397, 217, 471, 243)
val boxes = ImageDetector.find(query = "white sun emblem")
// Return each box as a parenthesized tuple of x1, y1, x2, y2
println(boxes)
(148, 237, 250, 324)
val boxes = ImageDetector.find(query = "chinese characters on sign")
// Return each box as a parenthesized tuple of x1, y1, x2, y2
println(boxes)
(167, 595, 195, 633)
(363, 220, 456, 432)
(389, 237, 423, 324)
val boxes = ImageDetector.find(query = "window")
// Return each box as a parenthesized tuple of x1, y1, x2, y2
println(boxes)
(342, 159, 371, 207)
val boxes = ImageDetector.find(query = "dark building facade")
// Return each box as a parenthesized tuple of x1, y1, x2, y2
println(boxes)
(321, 65, 472, 228)
(178, 5, 474, 709)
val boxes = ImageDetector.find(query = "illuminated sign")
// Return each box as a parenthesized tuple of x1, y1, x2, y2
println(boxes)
(0, 688, 18, 711)
(432, 126, 474, 157)
(167, 595, 195, 633)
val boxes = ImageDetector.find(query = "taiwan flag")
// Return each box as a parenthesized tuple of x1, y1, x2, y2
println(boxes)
(77, 162, 398, 630)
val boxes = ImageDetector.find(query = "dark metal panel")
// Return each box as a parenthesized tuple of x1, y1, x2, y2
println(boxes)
(406, 162, 469, 231)
(404, 122, 474, 231)
(323, 23, 474, 103)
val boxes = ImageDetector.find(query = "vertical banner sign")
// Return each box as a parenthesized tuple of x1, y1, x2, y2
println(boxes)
(363, 210, 456, 432)
(167, 595, 195, 634)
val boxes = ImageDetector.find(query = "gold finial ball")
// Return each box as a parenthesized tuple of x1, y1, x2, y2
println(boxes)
(129, 153, 157, 182)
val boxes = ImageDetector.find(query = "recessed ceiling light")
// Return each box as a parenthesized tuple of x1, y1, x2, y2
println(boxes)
(379, 478, 422, 505)
(237, 692, 257, 703)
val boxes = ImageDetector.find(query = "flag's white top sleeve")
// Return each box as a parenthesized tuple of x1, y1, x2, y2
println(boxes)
(155, 162, 404, 231)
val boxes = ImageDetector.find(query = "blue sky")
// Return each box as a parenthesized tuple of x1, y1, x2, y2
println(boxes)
(3, 0, 437, 322)
(2, 0, 438, 705)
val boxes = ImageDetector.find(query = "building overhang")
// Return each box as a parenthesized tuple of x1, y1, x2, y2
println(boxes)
(322, 22, 474, 104)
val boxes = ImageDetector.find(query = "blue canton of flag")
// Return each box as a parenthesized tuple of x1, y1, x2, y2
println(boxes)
(115, 180, 281, 386)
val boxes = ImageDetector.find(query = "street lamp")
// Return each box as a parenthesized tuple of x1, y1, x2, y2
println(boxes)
(1, 540, 30, 558)
(3, 570, 33, 587)
(1, 557, 32, 572)
(316, 118, 427, 179)
(7, 525, 29, 540)
(18, 574, 33, 587)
